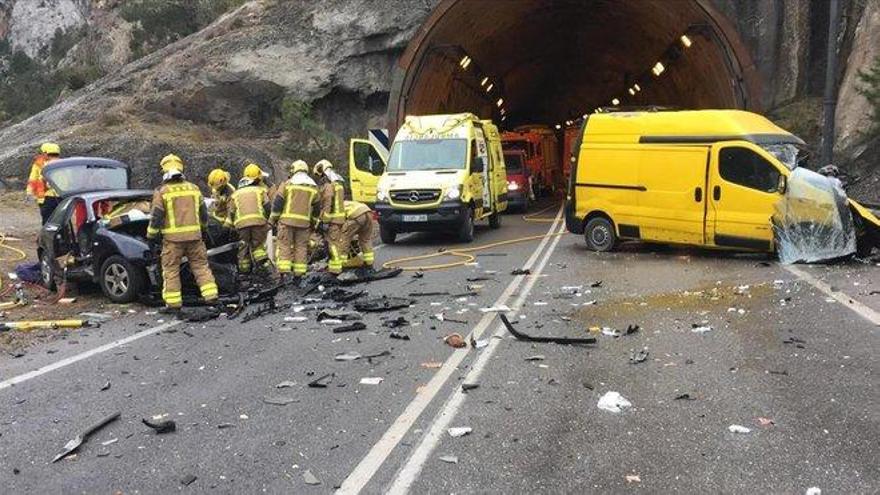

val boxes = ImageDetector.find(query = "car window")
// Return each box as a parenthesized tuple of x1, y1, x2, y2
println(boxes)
(719, 147, 781, 193)
(46, 197, 75, 227)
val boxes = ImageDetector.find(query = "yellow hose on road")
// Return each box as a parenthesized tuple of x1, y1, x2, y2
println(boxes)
(522, 204, 560, 223)
(0, 233, 27, 262)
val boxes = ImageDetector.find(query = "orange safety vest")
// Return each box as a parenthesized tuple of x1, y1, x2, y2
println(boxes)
(26, 155, 58, 203)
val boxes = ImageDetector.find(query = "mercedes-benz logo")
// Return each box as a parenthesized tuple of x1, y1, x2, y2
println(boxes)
(409, 191, 420, 203)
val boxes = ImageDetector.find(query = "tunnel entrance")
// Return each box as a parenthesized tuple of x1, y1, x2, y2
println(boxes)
(387, 0, 762, 133)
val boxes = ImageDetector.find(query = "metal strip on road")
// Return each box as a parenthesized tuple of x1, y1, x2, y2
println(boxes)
(337, 207, 566, 495)
(387, 220, 567, 494)
(0, 320, 182, 392)
(784, 265, 880, 326)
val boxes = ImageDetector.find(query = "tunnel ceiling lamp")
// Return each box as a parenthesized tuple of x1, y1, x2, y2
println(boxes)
(496, 98, 504, 107)
(582, 113, 588, 119)
(680, 35, 693, 48)
(486, 83, 494, 92)
(555, 124, 562, 130)
(611, 98, 620, 106)
(652, 61, 665, 76)
(634, 83, 641, 92)
(628, 88, 636, 96)
(459, 55, 472, 69)
(481, 77, 489, 87)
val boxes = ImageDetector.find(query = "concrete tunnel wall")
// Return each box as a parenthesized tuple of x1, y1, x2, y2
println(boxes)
(386, 0, 763, 133)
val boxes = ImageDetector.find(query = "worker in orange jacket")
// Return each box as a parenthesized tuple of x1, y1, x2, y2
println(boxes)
(26, 142, 62, 224)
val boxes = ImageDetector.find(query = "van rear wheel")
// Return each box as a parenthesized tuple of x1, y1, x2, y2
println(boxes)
(584, 217, 617, 252)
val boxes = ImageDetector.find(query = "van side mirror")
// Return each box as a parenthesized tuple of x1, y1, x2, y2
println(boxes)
(471, 157, 485, 173)
(777, 175, 787, 194)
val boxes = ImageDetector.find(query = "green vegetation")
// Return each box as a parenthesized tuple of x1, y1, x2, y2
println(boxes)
(121, 0, 248, 58)
(857, 56, 880, 136)
(279, 96, 344, 165)
(0, 43, 64, 123)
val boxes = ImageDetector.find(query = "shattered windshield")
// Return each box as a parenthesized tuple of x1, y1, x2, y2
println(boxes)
(761, 143, 801, 170)
(772, 167, 856, 264)
(387, 139, 467, 171)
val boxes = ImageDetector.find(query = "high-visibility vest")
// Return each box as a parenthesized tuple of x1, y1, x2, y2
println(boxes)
(230, 186, 268, 229)
(148, 181, 204, 242)
(26, 155, 58, 203)
(210, 183, 235, 222)
(275, 182, 318, 228)
(321, 181, 345, 224)
(344, 200, 371, 220)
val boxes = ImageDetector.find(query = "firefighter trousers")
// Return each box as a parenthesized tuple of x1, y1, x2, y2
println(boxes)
(277, 225, 310, 276)
(342, 212, 375, 267)
(237, 225, 269, 273)
(161, 239, 218, 308)
(325, 223, 344, 274)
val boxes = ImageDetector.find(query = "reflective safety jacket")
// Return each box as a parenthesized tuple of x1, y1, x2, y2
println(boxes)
(271, 177, 320, 228)
(229, 184, 269, 229)
(210, 183, 235, 223)
(319, 179, 345, 225)
(147, 179, 208, 242)
(344, 200, 371, 220)
(26, 154, 59, 204)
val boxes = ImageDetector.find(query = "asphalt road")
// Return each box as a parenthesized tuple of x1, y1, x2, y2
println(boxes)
(1, 204, 877, 494)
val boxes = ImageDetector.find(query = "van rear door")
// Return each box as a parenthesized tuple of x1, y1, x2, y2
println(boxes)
(636, 146, 708, 245)
(707, 142, 785, 250)
(349, 139, 387, 205)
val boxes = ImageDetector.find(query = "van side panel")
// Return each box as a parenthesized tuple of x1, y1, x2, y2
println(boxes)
(575, 145, 643, 231)
(636, 146, 709, 244)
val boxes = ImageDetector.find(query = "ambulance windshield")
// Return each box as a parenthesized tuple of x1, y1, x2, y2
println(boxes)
(388, 139, 467, 171)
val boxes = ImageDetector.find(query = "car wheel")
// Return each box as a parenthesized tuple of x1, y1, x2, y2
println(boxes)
(100, 255, 145, 304)
(39, 251, 57, 291)
(584, 217, 617, 252)
(489, 210, 502, 229)
(458, 207, 475, 242)
(379, 222, 397, 245)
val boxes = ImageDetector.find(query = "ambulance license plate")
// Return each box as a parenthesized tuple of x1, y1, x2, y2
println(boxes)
(402, 214, 428, 222)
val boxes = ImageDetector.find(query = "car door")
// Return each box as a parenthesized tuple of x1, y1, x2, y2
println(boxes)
(43, 197, 79, 270)
(472, 128, 490, 218)
(348, 139, 386, 204)
(707, 142, 786, 250)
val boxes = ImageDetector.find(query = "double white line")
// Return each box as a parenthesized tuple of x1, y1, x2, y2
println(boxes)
(338, 207, 567, 494)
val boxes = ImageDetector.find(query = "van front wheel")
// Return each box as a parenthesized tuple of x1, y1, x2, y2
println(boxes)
(584, 217, 616, 252)
(458, 207, 475, 242)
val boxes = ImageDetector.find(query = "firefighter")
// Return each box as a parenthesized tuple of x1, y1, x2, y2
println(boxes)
(207, 168, 235, 223)
(146, 154, 218, 312)
(26, 142, 62, 224)
(314, 159, 346, 275)
(270, 160, 319, 281)
(228, 163, 270, 274)
(342, 200, 376, 274)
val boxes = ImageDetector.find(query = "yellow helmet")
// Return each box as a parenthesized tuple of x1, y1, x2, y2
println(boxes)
(313, 159, 332, 177)
(289, 160, 309, 174)
(40, 142, 60, 155)
(208, 168, 230, 188)
(160, 154, 184, 173)
(243, 163, 263, 180)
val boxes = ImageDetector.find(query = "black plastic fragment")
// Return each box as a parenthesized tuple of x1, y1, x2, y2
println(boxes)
(332, 322, 367, 334)
(142, 418, 176, 434)
(674, 393, 696, 400)
(498, 314, 596, 345)
(382, 317, 410, 328)
(389, 332, 410, 340)
(511, 268, 531, 275)
(307, 373, 335, 388)
(354, 296, 413, 312)
(317, 311, 362, 322)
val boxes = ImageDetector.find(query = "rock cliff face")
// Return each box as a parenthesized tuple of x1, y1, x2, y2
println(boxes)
(0, 0, 876, 195)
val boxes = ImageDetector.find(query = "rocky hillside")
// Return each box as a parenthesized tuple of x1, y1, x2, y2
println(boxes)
(0, 0, 876, 197)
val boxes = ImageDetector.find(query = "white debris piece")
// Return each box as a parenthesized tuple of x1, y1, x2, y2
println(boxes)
(601, 327, 621, 337)
(284, 316, 308, 322)
(597, 391, 632, 413)
(805, 487, 821, 495)
(360, 377, 384, 385)
(447, 427, 472, 438)
(691, 325, 713, 334)
(480, 305, 511, 313)
(728, 424, 751, 434)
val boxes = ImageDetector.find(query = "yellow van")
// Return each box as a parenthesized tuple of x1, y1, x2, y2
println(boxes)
(351, 113, 508, 243)
(565, 110, 880, 255)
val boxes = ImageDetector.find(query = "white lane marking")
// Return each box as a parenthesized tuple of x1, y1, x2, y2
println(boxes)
(0, 320, 182, 392)
(784, 265, 880, 326)
(337, 208, 564, 495)
(388, 222, 566, 493)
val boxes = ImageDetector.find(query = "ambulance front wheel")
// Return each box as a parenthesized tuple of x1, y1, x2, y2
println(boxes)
(379, 223, 397, 245)
(584, 216, 617, 252)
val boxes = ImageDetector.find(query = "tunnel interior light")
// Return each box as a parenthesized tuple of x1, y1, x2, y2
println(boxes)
(496, 98, 504, 107)
(486, 83, 494, 92)
(481, 77, 489, 87)
(628, 88, 635, 96)
(634, 83, 641, 92)
(555, 124, 562, 130)
(680, 35, 692, 48)
(652, 62, 665, 76)
(582, 113, 588, 119)
(501, 116, 507, 121)
(459, 55, 472, 69)
(611, 98, 620, 106)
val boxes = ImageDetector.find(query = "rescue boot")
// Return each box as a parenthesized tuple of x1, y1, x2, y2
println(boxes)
(160, 306, 182, 317)
(355, 266, 376, 279)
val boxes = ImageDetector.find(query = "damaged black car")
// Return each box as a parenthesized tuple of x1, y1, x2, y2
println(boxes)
(37, 157, 239, 303)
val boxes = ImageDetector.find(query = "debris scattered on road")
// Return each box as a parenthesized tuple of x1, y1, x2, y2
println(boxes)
(601, 327, 620, 337)
(307, 373, 334, 388)
(382, 316, 410, 328)
(728, 424, 752, 434)
(263, 396, 298, 406)
(525, 354, 545, 361)
(480, 304, 511, 313)
(499, 314, 596, 345)
(422, 361, 442, 369)
(51, 412, 121, 463)
(303, 469, 321, 485)
(447, 427, 472, 438)
(389, 332, 410, 340)
(511, 268, 531, 275)
(590, 280, 603, 288)
(360, 377, 384, 385)
(142, 418, 177, 434)
(462, 383, 479, 392)
(276, 381, 296, 388)
(674, 393, 696, 401)
(101, 438, 118, 446)
(756, 417, 775, 427)
(625, 474, 641, 483)
(410, 291, 450, 297)
(100, 381, 111, 391)
(335, 352, 362, 361)
(284, 316, 308, 322)
(79, 312, 114, 322)
(691, 325, 713, 334)
(444, 333, 467, 348)
(180, 474, 198, 486)
(317, 311, 362, 322)
(439, 455, 459, 464)
(324, 288, 366, 303)
(805, 487, 821, 495)
(597, 391, 632, 413)
(472, 337, 489, 349)
(768, 369, 789, 376)
(354, 296, 413, 312)
(217, 423, 235, 429)
(331, 322, 367, 334)
(629, 348, 649, 364)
